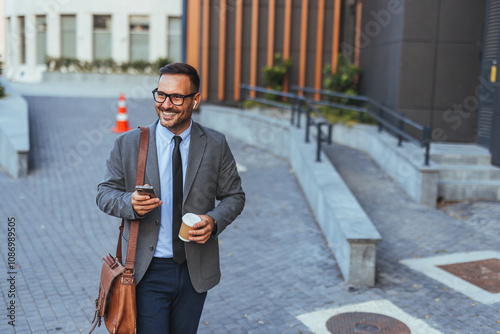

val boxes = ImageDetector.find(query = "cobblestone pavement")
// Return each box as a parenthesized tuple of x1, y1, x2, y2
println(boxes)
(0, 94, 500, 333)
(0, 96, 339, 334)
(323, 142, 500, 334)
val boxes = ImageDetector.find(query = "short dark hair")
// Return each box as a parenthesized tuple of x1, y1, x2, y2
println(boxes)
(158, 62, 200, 92)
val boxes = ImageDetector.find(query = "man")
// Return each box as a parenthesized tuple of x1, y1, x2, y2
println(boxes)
(96, 63, 245, 333)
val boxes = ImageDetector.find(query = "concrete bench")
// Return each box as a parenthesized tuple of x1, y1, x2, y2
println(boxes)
(200, 105, 382, 286)
(0, 77, 30, 178)
(289, 126, 382, 286)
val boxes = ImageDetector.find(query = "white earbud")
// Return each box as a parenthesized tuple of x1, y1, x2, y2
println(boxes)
(193, 101, 197, 108)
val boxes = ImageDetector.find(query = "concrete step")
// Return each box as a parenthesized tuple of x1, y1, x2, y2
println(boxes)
(430, 143, 491, 166)
(437, 165, 500, 181)
(438, 180, 500, 201)
(432, 155, 492, 166)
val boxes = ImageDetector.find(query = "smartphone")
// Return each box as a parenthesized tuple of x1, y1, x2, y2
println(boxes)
(135, 185, 157, 198)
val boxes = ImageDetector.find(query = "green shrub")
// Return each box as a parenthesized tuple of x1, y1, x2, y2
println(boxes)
(319, 105, 375, 126)
(129, 60, 150, 73)
(321, 54, 373, 125)
(45, 56, 174, 75)
(152, 57, 174, 73)
(323, 54, 360, 94)
(119, 61, 131, 73)
(263, 53, 291, 100)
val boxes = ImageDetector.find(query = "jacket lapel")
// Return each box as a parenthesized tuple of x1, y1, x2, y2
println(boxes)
(184, 122, 206, 203)
(145, 121, 161, 200)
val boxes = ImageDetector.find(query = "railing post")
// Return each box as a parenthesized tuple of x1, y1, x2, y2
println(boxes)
(398, 115, 404, 146)
(297, 102, 302, 129)
(316, 123, 323, 162)
(328, 123, 333, 144)
(290, 97, 296, 125)
(305, 109, 311, 143)
(424, 125, 431, 166)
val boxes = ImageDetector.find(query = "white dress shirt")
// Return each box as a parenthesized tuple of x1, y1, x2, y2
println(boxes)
(153, 121, 191, 258)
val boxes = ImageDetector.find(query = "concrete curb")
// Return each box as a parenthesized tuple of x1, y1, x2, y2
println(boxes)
(200, 105, 381, 286)
(0, 77, 30, 178)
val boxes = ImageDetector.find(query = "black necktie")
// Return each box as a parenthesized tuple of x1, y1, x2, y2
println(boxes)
(172, 136, 185, 264)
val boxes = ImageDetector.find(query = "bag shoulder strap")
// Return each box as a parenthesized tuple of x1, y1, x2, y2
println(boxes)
(115, 126, 149, 270)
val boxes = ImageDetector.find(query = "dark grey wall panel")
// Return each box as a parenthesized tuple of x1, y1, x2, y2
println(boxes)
(360, 42, 401, 108)
(359, 0, 405, 108)
(399, 42, 436, 109)
(241, 0, 253, 90)
(432, 108, 477, 142)
(359, 0, 485, 142)
(226, 3, 236, 101)
(438, 0, 485, 42)
(434, 43, 482, 108)
(359, 0, 405, 47)
(208, 3, 220, 101)
(403, 0, 439, 42)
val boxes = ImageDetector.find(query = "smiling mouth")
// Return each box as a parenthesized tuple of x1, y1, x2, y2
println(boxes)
(162, 111, 177, 117)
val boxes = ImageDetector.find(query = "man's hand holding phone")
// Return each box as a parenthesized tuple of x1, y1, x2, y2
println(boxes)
(132, 184, 162, 216)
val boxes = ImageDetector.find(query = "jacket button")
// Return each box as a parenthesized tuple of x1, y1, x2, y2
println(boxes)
(155, 220, 159, 226)
(149, 246, 154, 251)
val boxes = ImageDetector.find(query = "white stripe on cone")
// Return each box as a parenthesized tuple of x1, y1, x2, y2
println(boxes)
(116, 114, 128, 121)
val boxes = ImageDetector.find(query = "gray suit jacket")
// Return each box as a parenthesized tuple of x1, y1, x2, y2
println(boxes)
(96, 120, 245, 293)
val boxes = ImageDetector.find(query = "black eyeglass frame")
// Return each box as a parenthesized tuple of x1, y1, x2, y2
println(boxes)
(152, 88, 197, 106)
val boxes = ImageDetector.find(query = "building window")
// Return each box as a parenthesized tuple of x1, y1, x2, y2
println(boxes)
(93, 15, 112, 60)
(36, 16, 47, 65)
(130, 15, 149, 61)
(18, 16, 26, 64)
(167, 16, 182, 62)
(61, 15, 77, 59)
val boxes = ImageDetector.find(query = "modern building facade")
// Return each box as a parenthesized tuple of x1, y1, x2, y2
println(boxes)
(353, 0, 500, 163)
(184, 0, 343, 103)
(3, 0, 498, 158)
(480, 0, 500, 165)
(181, 1, 492, 149)
(0, 0, 4, 59)
(3, 0, 183, 81)
(356, 0, 485, 144)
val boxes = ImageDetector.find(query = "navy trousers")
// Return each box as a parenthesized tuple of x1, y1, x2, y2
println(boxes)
(136, 257, 207, 334)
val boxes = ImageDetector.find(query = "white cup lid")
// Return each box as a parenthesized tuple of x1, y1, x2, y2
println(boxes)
(182, 213, 201, 227)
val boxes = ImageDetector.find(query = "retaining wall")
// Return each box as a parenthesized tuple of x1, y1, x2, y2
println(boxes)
(0, 78, 29, 179)
(200, 105, 381, 286)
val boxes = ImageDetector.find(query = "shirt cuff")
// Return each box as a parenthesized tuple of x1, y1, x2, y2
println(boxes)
(211, 220, 218, 236)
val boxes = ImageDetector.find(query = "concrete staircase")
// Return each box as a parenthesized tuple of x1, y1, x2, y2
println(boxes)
(430, 143, 500, 202)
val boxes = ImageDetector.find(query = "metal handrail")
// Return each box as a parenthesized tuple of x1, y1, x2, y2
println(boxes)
(293, 85, 369, 103)
(240, 84, 298, 100)
(241, 84, 431, 165)
(292, 86, 431, 165)
(369, 99, 423, 130)
(303, 103, 333, 162)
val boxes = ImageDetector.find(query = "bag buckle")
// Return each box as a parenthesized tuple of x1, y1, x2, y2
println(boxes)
(123, 268, 135, 275)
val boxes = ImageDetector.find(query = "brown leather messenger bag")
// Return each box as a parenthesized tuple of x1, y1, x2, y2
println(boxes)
(90, 126, 149, 334)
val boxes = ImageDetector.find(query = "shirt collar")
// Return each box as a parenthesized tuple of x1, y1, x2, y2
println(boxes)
(156, 120, 193, 144)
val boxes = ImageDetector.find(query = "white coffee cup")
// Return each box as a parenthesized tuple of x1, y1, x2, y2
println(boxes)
(179, 213, 201, 242)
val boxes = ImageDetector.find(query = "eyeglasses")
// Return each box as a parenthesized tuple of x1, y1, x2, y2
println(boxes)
(152, 88, 197, 106)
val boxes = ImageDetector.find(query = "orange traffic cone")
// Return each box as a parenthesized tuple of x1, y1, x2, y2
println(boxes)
(112, 93, 133, 133)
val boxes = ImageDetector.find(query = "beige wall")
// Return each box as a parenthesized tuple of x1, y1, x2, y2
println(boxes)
(0, 0, 4, 60)
(3, 0, 182, 82)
